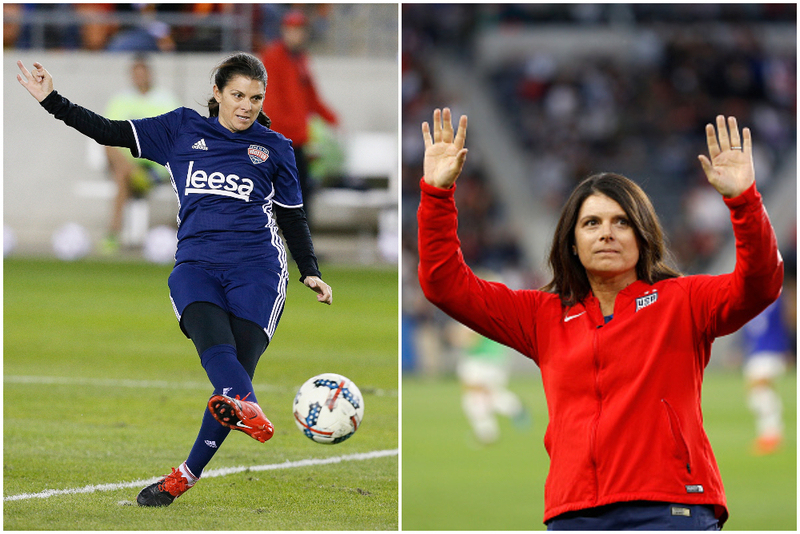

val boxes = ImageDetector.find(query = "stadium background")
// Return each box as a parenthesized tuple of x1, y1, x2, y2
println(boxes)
(4, 4, 398, 530)
(3, 3, 798, 530)
(401, 4, 796, 530)
(4, 3, 398, 264)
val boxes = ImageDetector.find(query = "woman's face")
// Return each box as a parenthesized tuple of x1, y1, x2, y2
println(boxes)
(213, 75, 265, 133)
(574, 193, 640, 284)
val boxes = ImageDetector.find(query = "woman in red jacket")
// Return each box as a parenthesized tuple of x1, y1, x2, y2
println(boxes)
(260, 9, 339, 229)
(417, 108, 783, 530)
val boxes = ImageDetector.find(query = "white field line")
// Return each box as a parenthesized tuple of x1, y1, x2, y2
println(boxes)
(4, 449, 398, 502)
(4, 375, 397, 396)
(5, 375, 219, 391)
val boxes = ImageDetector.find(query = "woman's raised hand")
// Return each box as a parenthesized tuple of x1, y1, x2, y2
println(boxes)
(421, 108, 468, 189)
(16, 60, 54, 103)
(698, 115, 755, 199)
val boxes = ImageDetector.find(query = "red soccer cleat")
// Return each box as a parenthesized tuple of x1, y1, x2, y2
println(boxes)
(208, 394, 274, 443)
(137, 465, 195, 507)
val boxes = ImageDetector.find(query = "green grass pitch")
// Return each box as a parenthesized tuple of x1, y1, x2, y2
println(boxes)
(402, 370, 796, 530)
(4, 257, 398, 530)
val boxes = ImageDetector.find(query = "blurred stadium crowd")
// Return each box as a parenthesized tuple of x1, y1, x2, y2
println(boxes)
(2, 3, 392, 56)
(4, 4, 291, 52)
(401, 4, 796, 374)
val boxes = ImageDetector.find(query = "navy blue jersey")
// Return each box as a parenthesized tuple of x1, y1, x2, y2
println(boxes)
(130, 107, 302, 266)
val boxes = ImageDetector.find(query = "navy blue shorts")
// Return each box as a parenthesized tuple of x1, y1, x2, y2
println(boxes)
(168, 262, 288, 341)
(546, 501, 721, 531)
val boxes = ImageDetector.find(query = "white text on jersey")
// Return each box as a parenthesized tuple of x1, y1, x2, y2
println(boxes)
(184, 160, 254, 202)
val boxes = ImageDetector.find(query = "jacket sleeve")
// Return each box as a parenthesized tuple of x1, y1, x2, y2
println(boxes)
(260, 46, 296, 138)
(306, 74, 338, 126)
(417, 178, 539, 362)
(689, 182, 784, 340)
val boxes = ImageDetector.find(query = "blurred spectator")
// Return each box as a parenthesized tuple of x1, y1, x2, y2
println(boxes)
(76, 4, 117, 51)
(4, 4, 382, 54)
(169, 3, 233, 52)
(482, 10, 794, 272)
(5, 4, 84, 50)
(107, 16, 175, 52)
(259, 8, 339, 230)
(253, 4, 290, 50)
(4, 3, 23, 49)
(306, 116, 346, 187)
(102, 54, 180, 253)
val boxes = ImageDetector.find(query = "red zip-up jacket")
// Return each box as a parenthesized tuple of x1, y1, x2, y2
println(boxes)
(260, 41, 338, 148)
(417, 178, 783, 526)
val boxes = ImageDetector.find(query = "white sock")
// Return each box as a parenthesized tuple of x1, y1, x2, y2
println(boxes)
(462, 391, 499, 444)
(492, 389, 524, 418)
(748, 385, 783, 438)
(179, 461, 199, 485)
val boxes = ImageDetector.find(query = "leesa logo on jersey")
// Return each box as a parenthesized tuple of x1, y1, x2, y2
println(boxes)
(248, 144, 269, 164)
(184, 160, 254, 202)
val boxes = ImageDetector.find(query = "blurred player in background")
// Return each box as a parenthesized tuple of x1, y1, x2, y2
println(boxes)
(418, 108, 782, 530)
(450, 269, 529, 445)
(259, 8, 339, 230)
(741, 294, 790, 455)
(103, 54, 179, 253)
(451, 320, 530, 445)
(17, 53, 332, 507)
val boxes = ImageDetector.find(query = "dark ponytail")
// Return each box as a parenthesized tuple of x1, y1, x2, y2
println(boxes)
(207, 52, 271, 128)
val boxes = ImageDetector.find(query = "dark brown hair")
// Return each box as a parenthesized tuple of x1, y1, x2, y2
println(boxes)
(541, 172, 682, 307)
(207, 52, 271, 128)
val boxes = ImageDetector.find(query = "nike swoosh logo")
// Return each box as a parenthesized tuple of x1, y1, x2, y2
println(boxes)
(235, 421, 251, 429)
(564, 312, 586, 323)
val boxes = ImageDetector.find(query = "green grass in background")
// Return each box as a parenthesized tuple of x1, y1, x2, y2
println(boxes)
(4, 257, 398, 530)
(402, 371, 795, 531)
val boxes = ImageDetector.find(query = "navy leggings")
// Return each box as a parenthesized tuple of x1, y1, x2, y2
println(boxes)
(181, 301, 268, 379)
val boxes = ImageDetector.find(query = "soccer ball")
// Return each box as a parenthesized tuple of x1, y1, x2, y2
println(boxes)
(293, 373, 364, 444)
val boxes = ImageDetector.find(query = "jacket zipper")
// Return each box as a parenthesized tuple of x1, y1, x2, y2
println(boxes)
(662, 399, 692, 474)
(589, 325, 603, 502)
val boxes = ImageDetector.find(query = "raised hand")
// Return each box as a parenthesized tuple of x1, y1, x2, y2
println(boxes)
(698, 115, 755, 199)
(16, 60, 54, 103)
(421, 108, 468, 189)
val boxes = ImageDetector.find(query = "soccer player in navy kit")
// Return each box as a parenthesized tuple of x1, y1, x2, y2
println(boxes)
(17, 53, 333, 506)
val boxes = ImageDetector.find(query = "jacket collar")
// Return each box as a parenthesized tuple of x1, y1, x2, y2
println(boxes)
(578, 279, 653, 325)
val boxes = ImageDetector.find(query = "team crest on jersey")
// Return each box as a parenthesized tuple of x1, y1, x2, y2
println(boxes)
(635, 290, 658, 312)
(248, 144, 269, 164)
